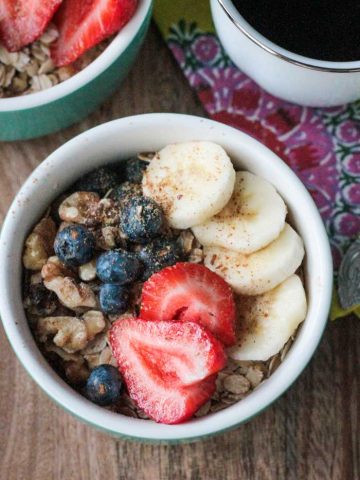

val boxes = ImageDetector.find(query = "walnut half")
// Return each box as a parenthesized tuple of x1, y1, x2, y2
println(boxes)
(23, 217, 56, 270)
(37, 311, 106, 353)
(42, 256, 97, 310)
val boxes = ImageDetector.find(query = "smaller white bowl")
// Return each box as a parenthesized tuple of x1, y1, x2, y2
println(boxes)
(0, 114, 333, 442)
(212, 0, 360, 106)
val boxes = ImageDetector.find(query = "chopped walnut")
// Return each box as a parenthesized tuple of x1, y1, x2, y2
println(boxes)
(95, 226, 124, 250)
(82, 311, 107, 340)
(99, 346, 117, 367)
(37, 311, 106, 353)
(42, 255, 74, 279)
(79, 259, 97, 281)
(81, 331, 107, 355)
(59, 192, 101, 225)
(45, 344, 83, 362)
(98, 198, 120, 226)
(23, 217, 56, 270)
(42, 256, 97, 309)
(59, 192, 119, 227)
(84, 353, 102, 370)
(45, 344, 89, 384)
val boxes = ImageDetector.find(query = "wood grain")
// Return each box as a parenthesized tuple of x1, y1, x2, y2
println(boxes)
(0, 25, 358, 480)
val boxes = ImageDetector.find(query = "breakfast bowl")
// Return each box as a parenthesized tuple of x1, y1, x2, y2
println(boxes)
(211, 0, 360, 107)
(0, 113, 332, 442)
(0, 0, 152, 142)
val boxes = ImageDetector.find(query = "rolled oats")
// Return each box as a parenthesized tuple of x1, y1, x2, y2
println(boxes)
(0, 24, 110, 98)
(223, 374, 251, 395)
(194, 400, 211, 417)
(245, 365, 264, 388)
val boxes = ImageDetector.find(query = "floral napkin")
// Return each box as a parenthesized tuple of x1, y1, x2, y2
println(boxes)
(153, 0, 360, 319)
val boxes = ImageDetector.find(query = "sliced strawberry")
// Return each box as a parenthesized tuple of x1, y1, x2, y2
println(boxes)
(109, 318, 224, 424)
(140, 263, 237, 346)
(110, 318, 226, 387)
(0, 0, 63, 52)
(51, 0, 138, 66)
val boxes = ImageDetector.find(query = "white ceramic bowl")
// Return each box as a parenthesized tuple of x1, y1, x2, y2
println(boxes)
(211, 0, 360, 107)
(0, 114, 332, 442)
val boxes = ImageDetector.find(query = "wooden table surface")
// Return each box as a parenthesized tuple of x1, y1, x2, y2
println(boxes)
(0, 25, 359, 480)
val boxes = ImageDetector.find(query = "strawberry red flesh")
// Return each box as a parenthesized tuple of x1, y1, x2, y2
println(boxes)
(51, 0, 138, 66)
(140, 263, 237, 346)
(0, 0, 63, 52)
(109, 318, 224, 424)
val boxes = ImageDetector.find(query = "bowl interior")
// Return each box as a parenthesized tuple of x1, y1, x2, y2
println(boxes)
(0, 114, 332, 441)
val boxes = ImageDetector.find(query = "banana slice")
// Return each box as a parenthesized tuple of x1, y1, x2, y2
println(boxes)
(192, 171, 287, 253)
(229, 275, 307, 361)
(142, 142, 236, 229)
(203, 224, 304, 295)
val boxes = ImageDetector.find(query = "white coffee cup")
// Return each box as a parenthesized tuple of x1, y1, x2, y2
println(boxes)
(211, 0, 360, 107)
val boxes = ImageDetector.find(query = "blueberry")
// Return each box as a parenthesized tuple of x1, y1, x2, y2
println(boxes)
(99, 284, 129, 315)
(54, 225, 95, 267)
(86, 365, 123, 406)
(96, 250, 141, 285)
(125, 157, 148, 183)
(120, 196, 164, 244)
(74, 167, 119, 196)
(109, 181, 142, 204)
(138, 238, 184, 280)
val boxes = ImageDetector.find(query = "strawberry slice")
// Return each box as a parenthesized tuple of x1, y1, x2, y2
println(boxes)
(140, 263, 237, 346)
(51, 0, 138, 66)
(109, 318, 224, 424)
(110, 318, 226, 387)
(0, 0, 63, 52)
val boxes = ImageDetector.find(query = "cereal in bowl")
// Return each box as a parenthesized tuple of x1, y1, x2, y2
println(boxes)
(22, 142, 307, 424)
(0, 0, 138, 98)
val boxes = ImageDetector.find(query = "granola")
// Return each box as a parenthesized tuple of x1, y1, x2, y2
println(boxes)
(0, 24, 110, 98)
(22, 151, 304, 422)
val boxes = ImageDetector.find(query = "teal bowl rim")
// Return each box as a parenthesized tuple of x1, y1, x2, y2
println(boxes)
(0, 0, 153, 112)
(0, 113, 333, 443)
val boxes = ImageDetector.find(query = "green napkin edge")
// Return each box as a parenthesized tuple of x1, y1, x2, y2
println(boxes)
(153, 0, 215, 37)
(331, 290, 360, 320)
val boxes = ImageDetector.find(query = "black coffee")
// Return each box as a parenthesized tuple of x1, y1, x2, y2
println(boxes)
(232, 0, 360, 62)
